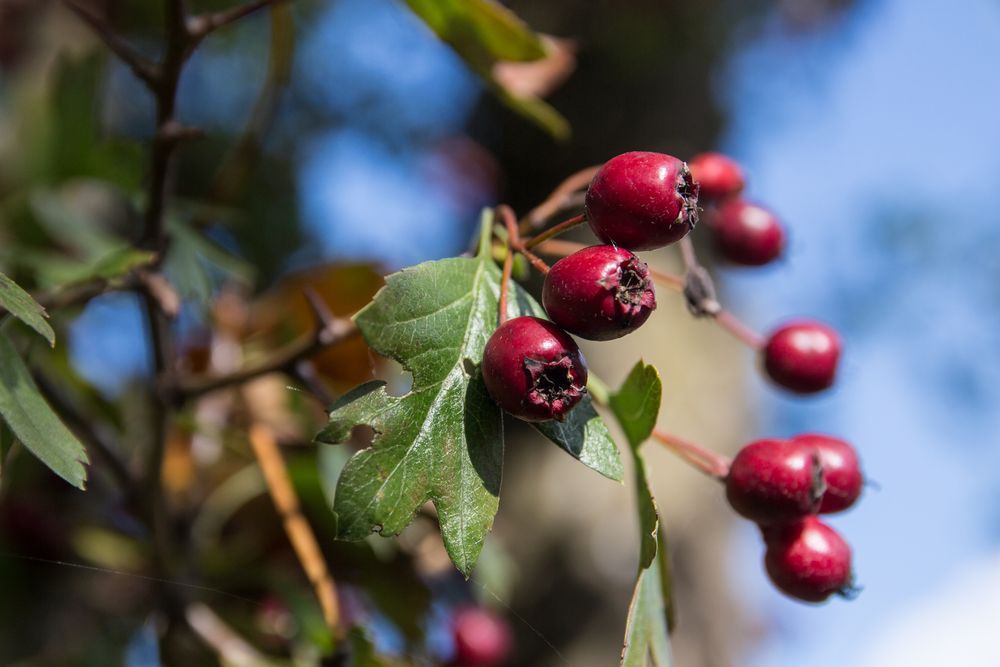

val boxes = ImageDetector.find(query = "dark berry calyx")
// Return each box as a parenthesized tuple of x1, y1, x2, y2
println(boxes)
(604, 256, 655, 321)
(482, 316, 588, 422)
(675, 162, 701, 230)
(542, 245, 656, 341)
(524, 354, 586, 420)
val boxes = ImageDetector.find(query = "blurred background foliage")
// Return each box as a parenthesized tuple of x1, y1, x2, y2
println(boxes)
(17, 0, 1000, 665)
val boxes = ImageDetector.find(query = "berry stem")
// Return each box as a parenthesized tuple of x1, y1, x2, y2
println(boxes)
(535, 239, 764, 349)
(652, 428, 731, 479)
(715, 309, 765, 350)
(498, 243, 513, 324)
(498, 205, 551, 275)
(518, 165, 602, 234)
(524, 213, 587, 249)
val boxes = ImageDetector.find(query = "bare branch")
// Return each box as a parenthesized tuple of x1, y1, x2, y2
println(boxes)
(174, 300, 358, 401)
(62, 0, 160, 88)
(187, 0, 293, 42)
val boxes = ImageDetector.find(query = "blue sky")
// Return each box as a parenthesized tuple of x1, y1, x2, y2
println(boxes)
(717, 0, 1000, 664)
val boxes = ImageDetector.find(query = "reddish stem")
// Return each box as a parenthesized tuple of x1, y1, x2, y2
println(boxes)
(524, 213, 587, 249)
(652, 429, 731, 479)
(498, 243, 513, 324)
(518, 166, 601, 234)
(498, 205, 551, 275)
(715, 309, 765, 350)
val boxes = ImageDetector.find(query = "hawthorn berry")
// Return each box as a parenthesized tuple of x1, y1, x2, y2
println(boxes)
(689, 152, 745, 202)
(482, 316, 587, 422)
(725, 438, 823, 524)
(762, 517, 855, 603)
(451, 607, 512, 667)
(585, 151, 700, 250)
(793, 433, 863, 514)
(763, 320, 841, 394)
(542, 245, 656, 341)
(710, 199, 785, 266)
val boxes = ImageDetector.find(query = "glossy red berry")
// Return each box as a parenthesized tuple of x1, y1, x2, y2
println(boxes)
(689, 152, 745, 202)
(763, 321, 841, 394)
(710, 199, 785, 266)
(726, 438, 823, 524)
(793, 434, 863, 514)
(585, 151, 699, 251)
(451, 607, 512, 667)
(762, 517, 855, 603)
(542, 245, 656, 341)
(482, 316, 587, 422)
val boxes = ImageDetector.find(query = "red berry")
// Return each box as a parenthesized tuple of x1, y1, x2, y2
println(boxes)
(762, 517, 855, 603)
(710, 199, 785, 266)
(542, 245, 656, 341)
(763, 321, 841, 394)
(689, 152, 745, 202)
(585, 151, 699, 251)
(451, 607, 512, 667)
(725, 438, 823, 524)
(482, 316, 587, 422)
(793, 434, 863, 514)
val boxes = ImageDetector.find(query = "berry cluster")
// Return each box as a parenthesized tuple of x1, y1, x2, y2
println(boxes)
(482, 150, 862, 603)
(726, 434, 863, 602)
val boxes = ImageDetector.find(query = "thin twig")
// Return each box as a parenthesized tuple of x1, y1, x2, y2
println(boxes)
(186, 603, 285, 667)
(497, 205, 550, 275)
(652, 428, 730, 479)
(187, 0, 292, 41)
(519, 166, 600, 234)
(523, 212, 586, 249)
(249, 424, 341, 634)
(174, 294, 358, 401)
(62, 0, 160, 88)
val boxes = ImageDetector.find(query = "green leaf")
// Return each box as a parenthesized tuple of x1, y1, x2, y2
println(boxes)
(610, 361, 674, 667)
(404, 0, 547, 65)
(342, 626, 388, 667)
(0, 332, 89, 489)
(404, 0, 569, 139)
(165, 218, 254, 303)
(0, 272, 55, 346)
(86, 247, 157, 281)
(318, 214, 619, 575)
(316, 251, 505, 576)
(534, 398, 624, 481)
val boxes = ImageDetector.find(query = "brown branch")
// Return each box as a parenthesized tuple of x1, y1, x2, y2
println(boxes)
(519, 166, 600, 234)
(249, 423, 341, 635)
(187, 0, 293, 42)
(174, 293, 358, 401)
(62, 0, 160, 88)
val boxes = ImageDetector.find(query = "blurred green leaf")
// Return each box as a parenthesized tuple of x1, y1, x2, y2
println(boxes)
(404, 0, 547, 64)
(165, 218, 254, 303)
(0, 331, 89, 489)
(28, 187, 124, 258)
(343, 626, 388, 667)
(404, 0, 569, 139)
(0, 271, 55, 346)
(44, 55, 144, 189)
(610, 361, 673, 667)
